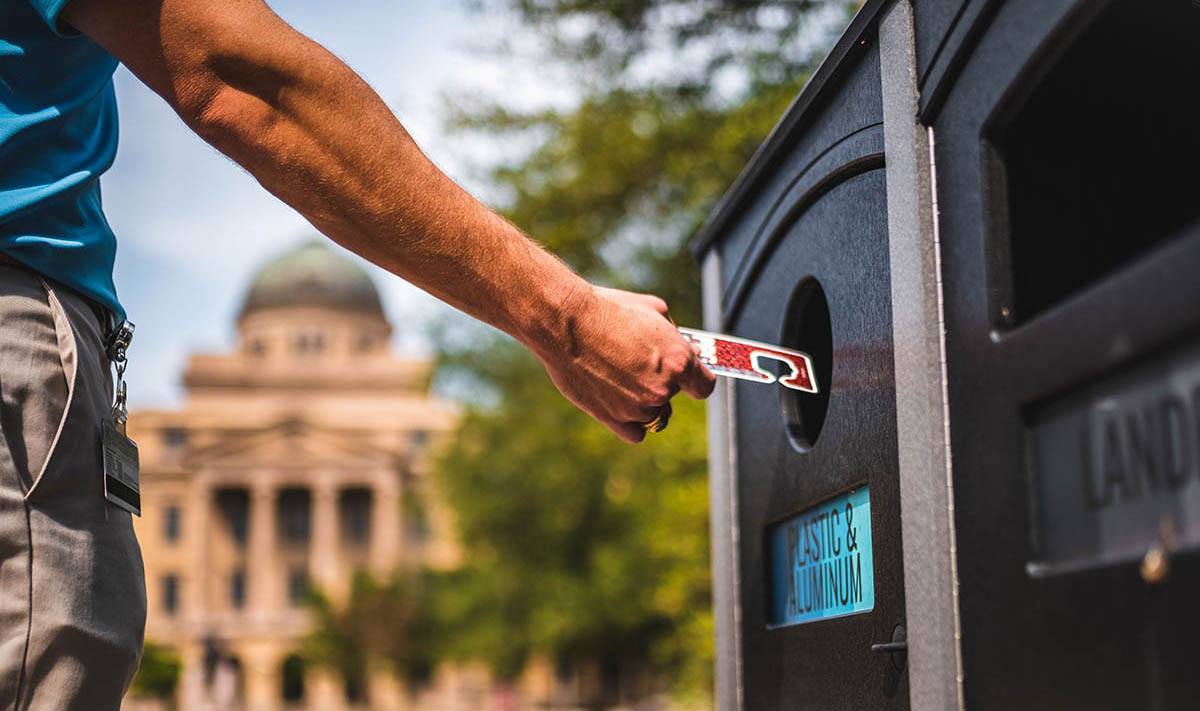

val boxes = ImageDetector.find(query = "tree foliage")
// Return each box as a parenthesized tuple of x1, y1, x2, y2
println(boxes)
(427, 1, 854, 700)
(308, 0, 855, 703)
(302, 572, 439, 687)
(469, 0, 847, 96)
(433, 340, 713, 693)
(449, 79, 805, 322)
(130, 641, 182, 702)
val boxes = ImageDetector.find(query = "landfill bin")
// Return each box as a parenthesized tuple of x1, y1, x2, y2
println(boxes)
(921, 0, 1200, 708)
(695, 0, 1200, 709)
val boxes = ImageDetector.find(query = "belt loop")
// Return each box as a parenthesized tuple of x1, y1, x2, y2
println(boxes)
(94, 302, 115, 345)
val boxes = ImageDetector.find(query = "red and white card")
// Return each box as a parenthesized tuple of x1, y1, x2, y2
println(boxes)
(679, 327, 818, 394)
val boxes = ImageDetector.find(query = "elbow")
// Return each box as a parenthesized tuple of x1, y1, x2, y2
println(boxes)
(171, 28, 295, 149)
(172, 35, 300, 162)
(174, 75, 226, 138)
(178, 80, 277, 151)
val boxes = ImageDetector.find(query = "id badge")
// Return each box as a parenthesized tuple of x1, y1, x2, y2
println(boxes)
(102, 418, 141, 516)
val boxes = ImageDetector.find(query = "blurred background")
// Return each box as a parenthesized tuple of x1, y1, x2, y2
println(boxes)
(115, 1, 860, 709)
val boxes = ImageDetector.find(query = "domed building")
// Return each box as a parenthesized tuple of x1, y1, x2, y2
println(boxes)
(129, 240, 461, 710)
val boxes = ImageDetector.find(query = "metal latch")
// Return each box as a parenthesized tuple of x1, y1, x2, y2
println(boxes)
(871, 624, 908, 670)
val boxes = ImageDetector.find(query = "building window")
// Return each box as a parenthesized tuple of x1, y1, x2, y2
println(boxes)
(409, 430, 429, 449)
(344, 670, 368, 706)
(339, 489, 372, 546)
(281, 654, 306, 703)
(294, 331, 325, 355)
(601, 658, 621, 706)
(287, 567, 309, 606)
(554, 654, 574, 685)
(161, 428, 188, 466)
(230, 569, 246, 609)
(248, 337, 267, 356)
(162, 428, 188, 448)
(217, 489, 250, 546)
(356, 332, 373, 352)
(164, 505, 181, 543)
(163, 575, 179, 616)
(277, 489, 311, 545)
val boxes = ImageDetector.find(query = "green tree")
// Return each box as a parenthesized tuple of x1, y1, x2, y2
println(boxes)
(434, 344, 714, 699)
(305, 0, 856, 704)
(302, 572, 439, 691)
(471, 0, 849, 99)
(130, 641, 182, 704)
(449, 80, 806, 323)
(430, 1, 855, 700)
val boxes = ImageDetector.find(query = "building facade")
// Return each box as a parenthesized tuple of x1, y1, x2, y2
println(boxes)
(128, 241, 460, 710)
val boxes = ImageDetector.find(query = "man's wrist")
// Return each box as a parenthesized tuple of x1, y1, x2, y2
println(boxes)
(511, 270, 594, 360)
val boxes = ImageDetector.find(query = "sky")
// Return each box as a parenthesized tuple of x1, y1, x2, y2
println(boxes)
(105, 0, 561, 406)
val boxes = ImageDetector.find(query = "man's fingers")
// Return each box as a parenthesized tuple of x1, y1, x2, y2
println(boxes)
(603, 287, 670, 319)
(679, 349, 717, 400)
(613, 398, 670, 428)
(642, 294, 670, 318)
(605, 417, 647, 444)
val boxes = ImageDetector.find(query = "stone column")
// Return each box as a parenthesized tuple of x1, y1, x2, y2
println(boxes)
(370, 472, 401, 573)
(182, 480, 212, 711)
(178, 640, 208, 711)
(241, 642, 280, 711)
(188, 477, 212, 623)
(249, 480, 277, 614)
(308, 668, 343, 710)
(310, 477, 341, 598)
(370, 666, 407, 710)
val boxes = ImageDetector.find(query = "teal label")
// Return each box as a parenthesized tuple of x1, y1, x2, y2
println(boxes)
(768, 487, 874, 626)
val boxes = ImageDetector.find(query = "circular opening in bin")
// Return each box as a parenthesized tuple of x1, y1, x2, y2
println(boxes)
(781, 277, 832, 452)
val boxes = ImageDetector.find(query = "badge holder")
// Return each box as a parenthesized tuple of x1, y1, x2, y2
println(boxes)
(102, 321, 141, 516)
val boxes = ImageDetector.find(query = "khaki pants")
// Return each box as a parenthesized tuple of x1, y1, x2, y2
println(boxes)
(0, 266, 146, 710)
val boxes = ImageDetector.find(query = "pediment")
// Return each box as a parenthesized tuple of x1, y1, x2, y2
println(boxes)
(185, 418, 406, 470)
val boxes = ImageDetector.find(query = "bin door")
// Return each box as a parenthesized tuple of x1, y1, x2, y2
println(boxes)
(729, 165, 907, 711)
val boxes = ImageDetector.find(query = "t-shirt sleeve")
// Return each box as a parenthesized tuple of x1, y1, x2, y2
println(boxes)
(25, 0, 80, 36)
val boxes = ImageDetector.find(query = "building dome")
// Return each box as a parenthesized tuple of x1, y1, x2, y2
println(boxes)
(239, 239, 385, 319)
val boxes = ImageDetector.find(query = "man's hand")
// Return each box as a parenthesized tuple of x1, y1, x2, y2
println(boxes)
(532, 286, 716, 443)
(63, 0, 715, 441)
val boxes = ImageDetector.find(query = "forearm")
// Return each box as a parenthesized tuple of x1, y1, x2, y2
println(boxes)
(194, 31, 585, 349)
(66, 0, 583, 350)
(64, 0, 713, 443)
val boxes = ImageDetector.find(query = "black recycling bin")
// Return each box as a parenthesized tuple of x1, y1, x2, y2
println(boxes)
(695, 1, 1200, 709)
(922, 0, 1200, 709)
(694, 4, 907, 709)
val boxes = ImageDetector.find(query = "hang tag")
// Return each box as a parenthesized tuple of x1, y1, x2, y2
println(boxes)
(679, 327, 819, 394)
(102, 418, 141, 516)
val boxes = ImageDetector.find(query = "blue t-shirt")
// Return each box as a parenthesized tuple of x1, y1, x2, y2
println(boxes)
(0, 0, 124, 319)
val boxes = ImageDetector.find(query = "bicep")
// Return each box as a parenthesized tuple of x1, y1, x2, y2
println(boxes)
(61, 0, 286, 116)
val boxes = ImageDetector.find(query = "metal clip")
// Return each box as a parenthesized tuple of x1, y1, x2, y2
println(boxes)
(112, 377, 129, 433)
(107, 320, 134, 433)
(106, 320, 135, 365)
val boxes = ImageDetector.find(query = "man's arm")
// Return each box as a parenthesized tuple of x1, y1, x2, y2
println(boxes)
(64, 0, 713, 442)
